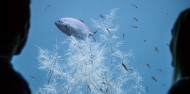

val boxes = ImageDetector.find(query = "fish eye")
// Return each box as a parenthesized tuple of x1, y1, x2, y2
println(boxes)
(58, 20, 62, 23)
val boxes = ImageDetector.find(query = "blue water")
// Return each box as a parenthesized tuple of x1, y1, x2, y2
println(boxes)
(12, 0, 190, 94)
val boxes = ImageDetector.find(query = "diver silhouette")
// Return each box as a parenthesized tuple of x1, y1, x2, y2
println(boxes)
(0, 0, 31, 94)
(168, 8, 190, 94)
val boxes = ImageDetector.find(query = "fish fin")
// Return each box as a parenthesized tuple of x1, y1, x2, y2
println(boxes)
(89, 34, 96, 42)
(78, 19, 85, 23)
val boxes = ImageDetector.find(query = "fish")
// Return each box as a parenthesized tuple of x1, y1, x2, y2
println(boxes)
(154, 47, 159, 53)
(122, 33, 125, 39)
(87, 84, 91, 91)
(146, 63, 151, 69)
(144, 40, 147, 42)
(100, 88, 103, 91)
(106, 28, 111, 33)
(100, 15, 105, 19)
(121, 63, 133, 71)
(133, 18, 138, 21)
(55, 17, 96, 41)
(131, 26, 138, 28)
(131, 4, 138, 8)
(151, 76, 158, 82)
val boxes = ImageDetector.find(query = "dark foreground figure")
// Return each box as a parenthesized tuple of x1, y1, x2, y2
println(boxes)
(0, 0, 31, 94)
(168, 8, 190, 94)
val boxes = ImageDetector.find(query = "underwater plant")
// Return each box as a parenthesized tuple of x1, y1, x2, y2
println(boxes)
(36, 8, 145, 94)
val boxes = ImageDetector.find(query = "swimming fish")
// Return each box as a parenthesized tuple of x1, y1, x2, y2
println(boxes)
(106, 28, 111, 33)
(131, 25, 138, 28)
(146, 63, 151, 69)
(121, 63, 133, 71)
(131, 4, 138, 8)
(144, 40, 147, 42)
(133, 17, 138, 21)
(154, 47, 159, 53)
(100, 15, 105, 19)
(55, 17, 96, 41)
(151, 76, 158, 82)
(87, 84, 91, 91)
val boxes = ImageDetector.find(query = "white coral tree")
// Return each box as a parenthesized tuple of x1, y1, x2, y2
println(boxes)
(36, 8, 145, 94)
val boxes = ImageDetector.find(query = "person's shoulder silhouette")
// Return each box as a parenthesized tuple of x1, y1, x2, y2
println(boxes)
(0, 0, 31, 94)
(168, 8, 190, 94)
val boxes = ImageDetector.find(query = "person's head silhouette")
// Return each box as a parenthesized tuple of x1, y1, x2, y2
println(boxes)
(168, 8, 190, 94)
(0, 0, 30, 59)
(0, 0, 31, 94)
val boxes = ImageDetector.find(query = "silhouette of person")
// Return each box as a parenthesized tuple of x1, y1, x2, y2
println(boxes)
(168, 8, 190, 94)
(0, 0, 31, 94)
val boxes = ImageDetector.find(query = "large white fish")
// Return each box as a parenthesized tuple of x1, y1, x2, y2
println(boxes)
(55, 17, 95, 41)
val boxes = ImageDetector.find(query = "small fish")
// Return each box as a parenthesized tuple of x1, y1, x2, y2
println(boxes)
(106, 28, 111, 33)
(146, 63, 151, 69)
(131, 4, 138, 8)
(121, 63, 133, 71)
(79, 19, 84, 23)
(144, 40, 147, 42)
(100, 88, 103, 91)
(155, 47, 159, 53)
(87, 85, 91, 91)
(133, 18, 138, 21)
(151, 76, 158, 82)
(131, 26, 138, 28)
(122, 33, 125, 39)
(122, 63, 127, 70)
(100, 15, 105, 19)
